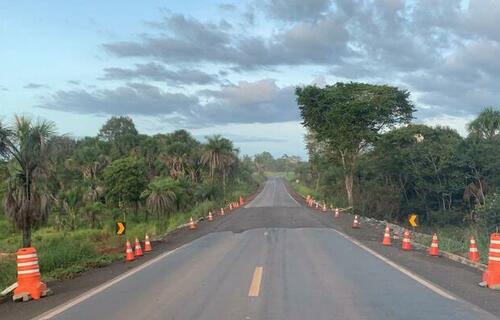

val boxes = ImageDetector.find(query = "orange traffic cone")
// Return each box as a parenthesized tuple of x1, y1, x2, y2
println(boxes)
(188, 217, 197, 230)
(125, 240, 135, 262)
(428, 233, 439, 256)
(144, 234, 152, 252)
(239, 196, 244, 206)
(322, 203, 327, 213)
(12, 247, 50, 301)
(334, 208, 340, 218)
(315, 202, 319, 209)
(382, 225, 392, 246)
(229, 203, 233, 211)
(352, 215, 360, 228)
(208, 211, 214, 221)
(402, 230, 412, 251)
(482, 233, 500, 289)
(469, 236, 480, 262)
(134, 237, 143, 257)
(220, 208, 225, 216)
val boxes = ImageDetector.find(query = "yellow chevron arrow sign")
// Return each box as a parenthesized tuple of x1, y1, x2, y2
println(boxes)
(116, 221, 126, 235)
(409, 214, 418, 228)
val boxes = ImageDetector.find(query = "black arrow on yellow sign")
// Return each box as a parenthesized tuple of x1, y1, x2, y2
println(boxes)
(409, 214, 418, 228)
(116, 221, 126, 235)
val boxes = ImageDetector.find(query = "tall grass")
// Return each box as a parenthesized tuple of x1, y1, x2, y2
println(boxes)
(413, 225, 490, 263)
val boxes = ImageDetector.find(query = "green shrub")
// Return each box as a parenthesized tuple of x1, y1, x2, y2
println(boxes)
(476, 193, 500, 234)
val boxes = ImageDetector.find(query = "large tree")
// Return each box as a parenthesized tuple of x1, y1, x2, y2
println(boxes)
(98, 116, 138, 141)
(103, 157, 148, 217)
(297, 82, 414, 207)
(0, 116, 55, 247)
(98, 116, 139, 157)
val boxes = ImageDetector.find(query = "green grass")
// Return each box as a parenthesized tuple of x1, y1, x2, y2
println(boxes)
(412, 225, 490, 264)
(0, 256, 16, 290)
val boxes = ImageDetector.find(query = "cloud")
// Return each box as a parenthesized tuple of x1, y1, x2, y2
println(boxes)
(103, 13, 349, 69)
(197, 79, 298, 125)
(322, 0, 500, 119)
(24, 83, 49, 89)
(37, 79, 299, 127)
(37, 83, 198, 116)
(217, 3, 237, 11)
(36, 0, 500, 131)
(401, 38, 500, 118)
(259, 0, 332, 22)
(100, 62, 219, 85)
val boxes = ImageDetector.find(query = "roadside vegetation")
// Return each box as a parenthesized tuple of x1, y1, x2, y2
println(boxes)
(0, 115, 260, 289)
(293, 82, 500, 262)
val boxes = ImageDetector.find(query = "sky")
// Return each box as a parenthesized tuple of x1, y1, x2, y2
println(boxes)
(1, 0, 499, 159)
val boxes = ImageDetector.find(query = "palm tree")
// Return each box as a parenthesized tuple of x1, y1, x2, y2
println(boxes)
(468, 107, 500, 140)
(142, 177, 178, 220)
(161, 153, 188, 180)
(1, 116, 55, 247)
(200, 135, 236, 195)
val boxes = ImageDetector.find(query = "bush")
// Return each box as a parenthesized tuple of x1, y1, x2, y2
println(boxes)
(476, 193, 500, 234)
(37, 236, 99, 272)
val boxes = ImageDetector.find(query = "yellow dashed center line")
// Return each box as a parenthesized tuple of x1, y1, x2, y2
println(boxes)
(248, 267, 263, 297)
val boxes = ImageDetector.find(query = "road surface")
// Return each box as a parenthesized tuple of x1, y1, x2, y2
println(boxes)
(33, 178, 498, 319)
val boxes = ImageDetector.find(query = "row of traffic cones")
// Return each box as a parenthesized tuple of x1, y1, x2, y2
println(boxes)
(380, 225, 481, 261)
(306, 195, 342, 219)
(318, 199, 499, 290)
(125, 234, 152, 262)
(186, 195, 246, 231)
(380, 226, 427, 253)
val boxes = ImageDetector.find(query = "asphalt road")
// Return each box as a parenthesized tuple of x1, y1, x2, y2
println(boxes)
(30, 177, 498, 320)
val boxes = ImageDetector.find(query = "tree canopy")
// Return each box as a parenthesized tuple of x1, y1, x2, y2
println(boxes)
(296, 82, 414, 206)
(1, 115, 260, 245)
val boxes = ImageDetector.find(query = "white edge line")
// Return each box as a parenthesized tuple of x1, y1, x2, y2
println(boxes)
(33, 242, 190, 320)
(284, 182, 301, 206)
(331, 228, 457, 301)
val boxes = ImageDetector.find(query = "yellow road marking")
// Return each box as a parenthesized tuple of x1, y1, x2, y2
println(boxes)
(248, 267, 263, 297)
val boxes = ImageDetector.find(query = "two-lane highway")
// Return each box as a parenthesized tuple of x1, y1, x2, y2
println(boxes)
(35, 178, 498, 320)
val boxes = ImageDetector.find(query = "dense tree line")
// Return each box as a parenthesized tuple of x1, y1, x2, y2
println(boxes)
(0, 116, 257, 247)
(296, 83, 500, 232)
(253, 152, 302, 175)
